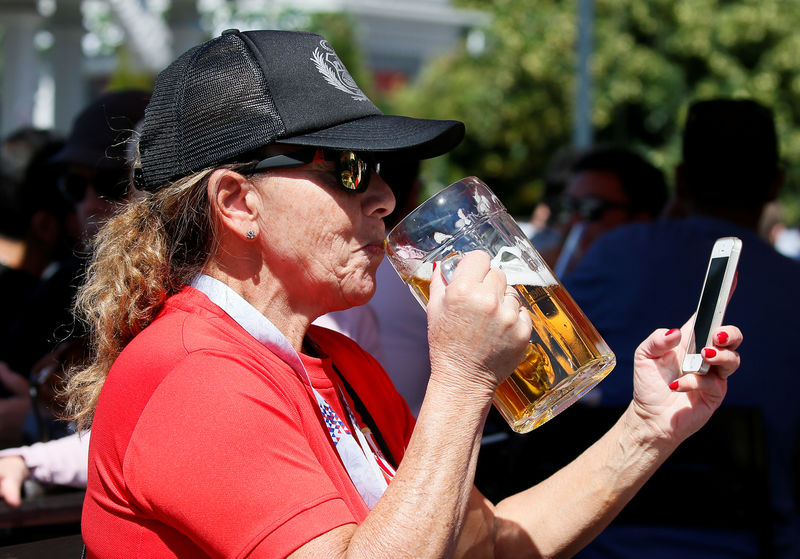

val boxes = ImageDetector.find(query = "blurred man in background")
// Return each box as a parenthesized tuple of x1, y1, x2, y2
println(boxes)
(0, 90, 149, 447)
(564, 98, 799, 558)
(544, 145, 668, 276)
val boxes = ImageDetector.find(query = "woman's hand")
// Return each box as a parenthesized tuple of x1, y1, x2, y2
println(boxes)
(0, 455, 30, 507)
(425, 251, 532, 398)
(628, 321, 742, 444)
(0, 362, 31, 447)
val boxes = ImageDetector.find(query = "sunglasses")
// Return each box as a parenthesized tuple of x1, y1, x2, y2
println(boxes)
(249, 148, 379, 193)
(59, 171, 130, 203)
(555, 195, 631, 223)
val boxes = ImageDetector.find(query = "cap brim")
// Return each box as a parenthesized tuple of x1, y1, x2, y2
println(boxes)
(276, 114, 465, 160)
(49, 145, 129, 171)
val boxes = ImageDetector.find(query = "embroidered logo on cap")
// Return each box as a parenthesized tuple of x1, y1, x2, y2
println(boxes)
(310, 40, 369, 102)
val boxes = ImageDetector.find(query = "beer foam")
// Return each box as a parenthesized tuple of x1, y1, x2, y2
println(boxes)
(411, 261, 435, 281)
(407, 246, 557, 286)
(491, 246, 557, 287)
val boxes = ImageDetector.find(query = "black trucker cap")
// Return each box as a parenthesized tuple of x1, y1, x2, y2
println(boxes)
(135, 29, 465, 191)
(50, 89, 150, 172)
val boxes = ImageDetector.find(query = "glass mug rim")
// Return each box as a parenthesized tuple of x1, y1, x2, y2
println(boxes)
(385, 176, 508, 277)
(386, 176, 501, 238)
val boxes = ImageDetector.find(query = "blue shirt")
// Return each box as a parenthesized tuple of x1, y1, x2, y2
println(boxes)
(564, 216, 800, 558)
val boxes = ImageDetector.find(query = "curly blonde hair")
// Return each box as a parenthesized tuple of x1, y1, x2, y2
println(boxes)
(64, 167, 225, 431)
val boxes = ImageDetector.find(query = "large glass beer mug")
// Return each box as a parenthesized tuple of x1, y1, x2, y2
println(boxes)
(385, 177, 615, 433)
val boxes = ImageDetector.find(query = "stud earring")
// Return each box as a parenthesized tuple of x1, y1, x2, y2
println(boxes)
(246, 230, 256, 240)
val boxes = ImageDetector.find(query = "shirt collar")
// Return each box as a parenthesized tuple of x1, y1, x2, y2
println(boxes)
(190, 274, 307, 381)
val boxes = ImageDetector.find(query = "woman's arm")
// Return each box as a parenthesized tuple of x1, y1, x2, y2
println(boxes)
(290, 252, 741, 559)
(474, 322, 741, 558)
(0, 430, 91, 507)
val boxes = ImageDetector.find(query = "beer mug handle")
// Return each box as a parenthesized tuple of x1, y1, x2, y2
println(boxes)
(438, 252, 463, 285)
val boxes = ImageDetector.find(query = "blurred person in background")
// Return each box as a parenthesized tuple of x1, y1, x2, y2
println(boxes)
(0, 128, 71, 447)
(760, 201, 800, 260)
(0, 90, 149, 448)
(0, 128, 70, 345)
(0, 90, 148, 503)
(527, 146, 583, 257)
(564, 98, 799, 558)
(0, 128, 69, 286)
(544, 145, 669, 276)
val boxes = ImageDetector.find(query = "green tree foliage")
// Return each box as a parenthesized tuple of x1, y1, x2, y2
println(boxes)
(106, 48, 155, 92)
(389, 0, 575, 211)
(387, 0, 800, 221)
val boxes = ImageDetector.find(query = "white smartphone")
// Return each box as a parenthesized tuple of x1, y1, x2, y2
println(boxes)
(681, 237, 742, 375)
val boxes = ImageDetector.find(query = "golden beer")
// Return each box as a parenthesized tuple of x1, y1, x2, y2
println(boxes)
(405, 273, 615, 433)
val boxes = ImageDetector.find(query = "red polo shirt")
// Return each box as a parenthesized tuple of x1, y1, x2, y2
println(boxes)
(82, 287, 415, 558)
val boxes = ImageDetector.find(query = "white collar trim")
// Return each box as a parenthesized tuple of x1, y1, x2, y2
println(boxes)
(190, 274, 307, 382)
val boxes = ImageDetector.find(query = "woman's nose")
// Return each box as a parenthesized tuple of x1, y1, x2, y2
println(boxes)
(364, 172, 396, 219)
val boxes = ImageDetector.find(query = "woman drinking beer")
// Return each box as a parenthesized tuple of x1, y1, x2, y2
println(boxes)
(67, 30, 742, 558)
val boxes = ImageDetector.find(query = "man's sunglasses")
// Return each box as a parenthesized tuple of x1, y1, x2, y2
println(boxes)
(59, 171, 130, 203)
(249, 148, 379, 193)
(555, 195, 631, 223)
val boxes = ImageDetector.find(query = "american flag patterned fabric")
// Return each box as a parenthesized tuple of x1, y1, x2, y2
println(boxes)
(319, 397, 351, 444)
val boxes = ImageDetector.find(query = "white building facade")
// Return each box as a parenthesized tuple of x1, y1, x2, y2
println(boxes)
(0, 0, 487, 137)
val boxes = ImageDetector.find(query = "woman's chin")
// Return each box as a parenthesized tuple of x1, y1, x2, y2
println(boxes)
(343, 282, 377, 309)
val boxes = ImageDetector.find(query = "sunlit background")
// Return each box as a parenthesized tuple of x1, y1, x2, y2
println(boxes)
(3, 0, 800, 223)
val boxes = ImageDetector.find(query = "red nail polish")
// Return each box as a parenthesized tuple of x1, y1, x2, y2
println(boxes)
(702, 347, 717, 358)
(432, 262, 437, 272)
(665, 328, 679, 336)
(716, 331, 729, 344)
(669, 380, 680, 390)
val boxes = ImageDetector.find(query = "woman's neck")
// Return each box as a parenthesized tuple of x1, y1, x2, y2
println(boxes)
(201, 266, 314, 352)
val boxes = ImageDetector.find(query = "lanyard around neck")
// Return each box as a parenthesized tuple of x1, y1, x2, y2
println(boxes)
(190, 275, 390, 508)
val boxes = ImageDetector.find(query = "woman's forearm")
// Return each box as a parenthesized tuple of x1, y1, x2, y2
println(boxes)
(347, 377, 495, 559)
(491, 404, 677, 559)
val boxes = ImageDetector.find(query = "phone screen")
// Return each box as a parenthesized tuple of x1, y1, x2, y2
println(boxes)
(691, 255, 728, 353)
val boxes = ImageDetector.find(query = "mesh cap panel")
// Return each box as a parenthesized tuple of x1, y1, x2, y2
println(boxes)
(139, 33, 285, 187)
(138, 44, 198, 187)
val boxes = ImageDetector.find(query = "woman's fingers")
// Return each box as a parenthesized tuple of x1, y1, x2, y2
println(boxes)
(668, 325, 742, 390)
(430, 251, 493, 302)
(700, 326, 742, 380)
(709, 325, 742, 352)
(669, 368, 727, 402)
(0, 456, 28, 507)
(636, 326, 682, 361)
(427, 250, 531, 387)
(448, 250, 493, 285)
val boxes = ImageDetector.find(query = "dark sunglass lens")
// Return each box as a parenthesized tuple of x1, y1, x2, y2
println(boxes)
(337, 151, 369, 192)
(579, 197, 608, 221)
(94, 172, 130, 200)
(61, 174, 89, 203)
